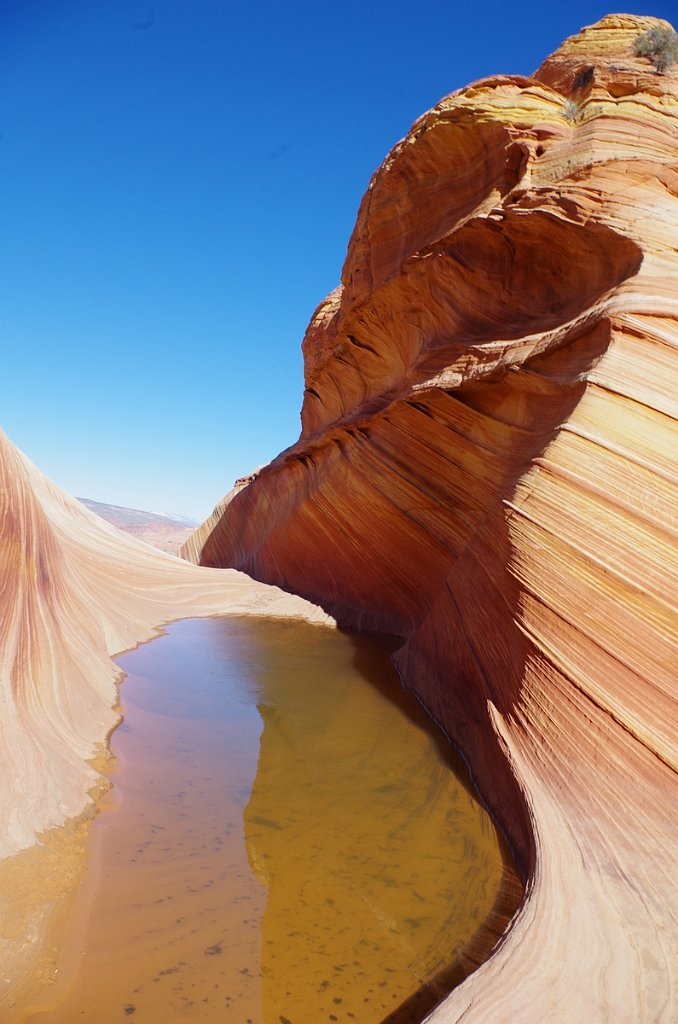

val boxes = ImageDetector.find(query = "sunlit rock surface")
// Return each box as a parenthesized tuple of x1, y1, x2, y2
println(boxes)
(0, 429, 330, 862)
(184, 15, 678, 1022)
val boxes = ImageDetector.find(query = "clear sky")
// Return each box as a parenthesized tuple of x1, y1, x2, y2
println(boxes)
(1, 1, 673, 520)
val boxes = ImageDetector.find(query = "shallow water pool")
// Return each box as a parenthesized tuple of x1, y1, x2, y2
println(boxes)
(22, 617, 516, 1023)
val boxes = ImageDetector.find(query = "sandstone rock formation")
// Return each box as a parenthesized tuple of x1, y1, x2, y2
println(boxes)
(181, 467, 263, 566)
(184, 15, 678, 1022)
(0, 428, 330, 863)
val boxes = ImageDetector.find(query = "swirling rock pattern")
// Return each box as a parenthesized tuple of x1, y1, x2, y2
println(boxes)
(0, 429, 330, 862)
(184, 15, 678, 1022)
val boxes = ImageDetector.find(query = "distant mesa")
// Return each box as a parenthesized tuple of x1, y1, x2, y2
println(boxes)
(78, 497, 198, 555)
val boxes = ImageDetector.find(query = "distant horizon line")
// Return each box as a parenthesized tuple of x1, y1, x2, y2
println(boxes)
(77, 494, 201, 526)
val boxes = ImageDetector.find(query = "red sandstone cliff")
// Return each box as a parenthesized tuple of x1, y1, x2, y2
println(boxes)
(184, 15, 678, 1022)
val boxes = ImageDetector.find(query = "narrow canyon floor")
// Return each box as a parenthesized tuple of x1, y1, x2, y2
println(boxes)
(8, 617, 520, 1024)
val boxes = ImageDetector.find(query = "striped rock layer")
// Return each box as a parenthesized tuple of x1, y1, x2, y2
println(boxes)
(184, 15, 678, 1023)
(0, 429, 330, 862)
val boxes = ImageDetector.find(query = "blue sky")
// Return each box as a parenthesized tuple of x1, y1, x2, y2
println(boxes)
(2, 1, 673, 519)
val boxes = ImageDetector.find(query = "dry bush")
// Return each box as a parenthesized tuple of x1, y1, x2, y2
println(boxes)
(634, 25, 678, 73)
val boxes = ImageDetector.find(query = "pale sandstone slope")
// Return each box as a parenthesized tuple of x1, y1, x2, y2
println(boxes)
(0, 428, 330, 861)
(184, 15, 678, 1023)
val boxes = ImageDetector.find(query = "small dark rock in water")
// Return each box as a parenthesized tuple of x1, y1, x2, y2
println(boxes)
(124, 1007, 136, 1017)
(204, 943, 223, 956)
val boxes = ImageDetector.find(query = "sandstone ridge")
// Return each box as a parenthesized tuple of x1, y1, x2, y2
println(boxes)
(184, 15, 678, 1022)
(0, 429, 330, 863)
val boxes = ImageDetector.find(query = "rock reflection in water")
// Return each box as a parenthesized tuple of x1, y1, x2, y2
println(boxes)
(243, 623, 509, 1023)
(20, 617, 515, 1024)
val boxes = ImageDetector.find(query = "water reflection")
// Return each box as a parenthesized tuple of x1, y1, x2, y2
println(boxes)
(19, 617, 516, 1024)
(243, 623, 506, 1023)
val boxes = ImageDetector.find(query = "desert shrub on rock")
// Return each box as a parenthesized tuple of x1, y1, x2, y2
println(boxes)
(634, 25, 678, 73)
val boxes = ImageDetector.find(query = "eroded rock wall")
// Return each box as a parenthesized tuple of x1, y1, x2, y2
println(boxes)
(185, 15, 678, 1022)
